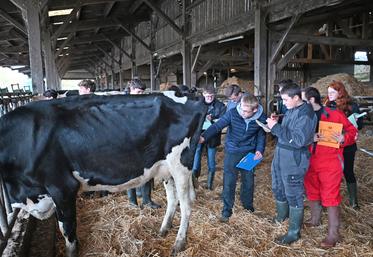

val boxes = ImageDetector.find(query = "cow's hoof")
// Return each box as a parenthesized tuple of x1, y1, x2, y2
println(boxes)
(171, 239, 186, 256)
(159, 228, 169, 237)
(66, 240, 79, 257)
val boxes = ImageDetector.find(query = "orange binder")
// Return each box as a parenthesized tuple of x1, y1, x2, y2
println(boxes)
(318, 121, 343, 149)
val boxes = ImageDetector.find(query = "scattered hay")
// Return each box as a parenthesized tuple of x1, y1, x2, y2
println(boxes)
(311, 73, 368, 97)
(56, 132, 373, 257)
(218, 76, 255, 95)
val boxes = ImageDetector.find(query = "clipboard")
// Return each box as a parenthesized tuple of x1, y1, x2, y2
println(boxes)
(255, 120, 271, 133)
(348, 112, 367, 128)
(236, 152, 263, 171)
(318, 121, 343, 149)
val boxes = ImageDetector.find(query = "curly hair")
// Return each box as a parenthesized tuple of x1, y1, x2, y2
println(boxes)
(324, 80, 352, 114)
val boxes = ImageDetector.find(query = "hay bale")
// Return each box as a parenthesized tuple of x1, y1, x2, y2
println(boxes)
(218, 76, 255, 95)
(311, 73, 368, 96)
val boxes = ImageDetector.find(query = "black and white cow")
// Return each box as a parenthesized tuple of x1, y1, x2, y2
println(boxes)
(0, 92, 207, 257)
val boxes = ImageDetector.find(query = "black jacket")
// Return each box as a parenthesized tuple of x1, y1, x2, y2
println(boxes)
(203, 99, 226, 147)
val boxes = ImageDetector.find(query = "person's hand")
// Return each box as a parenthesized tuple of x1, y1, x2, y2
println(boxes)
(199, 136, 205, 144)
(266, 118, 278, 129)
(254, 151, 263, 160)
(332, 132, 344, 144)
(206, 114, 212, 121)
(270, 113, 280, 122)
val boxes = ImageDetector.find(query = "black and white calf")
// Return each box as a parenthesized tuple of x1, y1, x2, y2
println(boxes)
(0, 92, 207, 257)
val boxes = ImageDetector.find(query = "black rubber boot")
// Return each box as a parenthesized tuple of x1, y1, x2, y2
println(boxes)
(207, 172, 215, 190)
(272, 200, 289, 223)
(142, 180, 161, 209)
(304, 200, 322, 227)
(275, 206, 303, 245)
(127, 188, 138, 206)
(320, 206, 340, 248)
(346, 183, 359, 209)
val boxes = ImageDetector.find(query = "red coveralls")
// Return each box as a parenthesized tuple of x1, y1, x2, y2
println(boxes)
(304, 107, 357, 207)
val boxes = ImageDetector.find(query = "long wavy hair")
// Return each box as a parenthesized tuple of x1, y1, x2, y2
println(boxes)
(324, 81, 352, 114)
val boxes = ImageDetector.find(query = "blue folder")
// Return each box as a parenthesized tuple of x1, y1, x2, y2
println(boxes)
(236, 152, 263, 171)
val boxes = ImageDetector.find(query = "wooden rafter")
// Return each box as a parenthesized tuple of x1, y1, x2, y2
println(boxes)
(142, 0, 183, 36)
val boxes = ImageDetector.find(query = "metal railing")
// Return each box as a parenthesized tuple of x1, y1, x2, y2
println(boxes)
(0, 89, 33, 117)
(0, 90, 33, 254)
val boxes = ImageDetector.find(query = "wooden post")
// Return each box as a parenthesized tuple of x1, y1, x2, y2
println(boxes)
(42, 27, 59, 90)
(267, 35, 277, 113)
(24, 0, 44, 93)
(254, 2, 267, 97)
(150, 14, 156, 91)
(131, 34, 137, 78)
(181, 0, 191, 87)
(111, 70, 114, 89)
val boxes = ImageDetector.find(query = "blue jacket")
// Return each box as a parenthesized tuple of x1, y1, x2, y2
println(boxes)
(203, 104, 267, 154)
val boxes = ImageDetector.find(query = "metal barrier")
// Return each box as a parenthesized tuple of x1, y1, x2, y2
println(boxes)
(0, 89, 33, 254)
(0, 89, 33, 117)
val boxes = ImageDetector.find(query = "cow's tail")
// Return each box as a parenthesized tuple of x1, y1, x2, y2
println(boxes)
(188, 173, 196, 202)
(0, 172, 12, 214)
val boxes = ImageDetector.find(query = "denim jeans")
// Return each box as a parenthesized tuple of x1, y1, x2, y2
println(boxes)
(192, 143, 217, 176)
(222, 152, 255, 218)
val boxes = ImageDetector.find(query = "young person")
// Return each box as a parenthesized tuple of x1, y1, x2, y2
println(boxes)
(224, 84, 243, 111)
(200, 93, 266, 222)
(78, 79, 96, 95)
(266, 83, 317, 245)
(324, 81, 363, 209)
(126, 78, 161, 209)
(192, 86, 226, 190)
(302, 87, 357, 248)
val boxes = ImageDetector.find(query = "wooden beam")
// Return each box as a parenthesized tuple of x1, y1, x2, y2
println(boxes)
(55, 33, 74, 58)
(95, 2, 115, 34)
(307, 43, 313, 60)
(337, 19, 357, 39)
(9, 29, 27, 42)
(270, 13, 301, 64)
(186, 0, 206, 11)
(289, 58, 373, 65)
(103, 35, 132, 59)
(268, 0, 345, 23)
(0, 7, 27, 35)
(94, 44, 121, 66)
(254, 4, 267, 97)
(320, 44, 330, 59)
(0, 45, 28, 54)
(52, 5, 80, 41)
(277, 43, 305, 70)
(129, 0, 144, 14)
(57, 18, 119, 34)
(278, 33, 373, 47)
(182, 0, 191, 86)
(197, 60, 214, 80)
(191, 45, 202, 73)
(116, 19, 151, 52)
(25, 1, 44, 93)
(142, 0, 183, 36)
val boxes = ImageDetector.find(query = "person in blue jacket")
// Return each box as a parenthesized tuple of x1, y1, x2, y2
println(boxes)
(199, 93, 267, 222)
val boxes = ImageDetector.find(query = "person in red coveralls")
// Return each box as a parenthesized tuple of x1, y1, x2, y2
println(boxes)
(302, 87, 357, 249)
(325, 81, 363, 209)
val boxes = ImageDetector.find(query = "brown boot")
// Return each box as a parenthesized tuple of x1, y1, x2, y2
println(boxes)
(304, 201, 322, 227)
(320, 206, 340, 249)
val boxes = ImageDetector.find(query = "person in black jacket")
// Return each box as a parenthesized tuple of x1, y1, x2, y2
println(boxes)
(192, 86, 226, 190)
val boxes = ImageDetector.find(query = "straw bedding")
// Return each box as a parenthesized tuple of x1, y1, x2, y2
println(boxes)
(218, 76, 255, 95)
(56, 130, 373, 257)
(311, 73, 369, 96)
